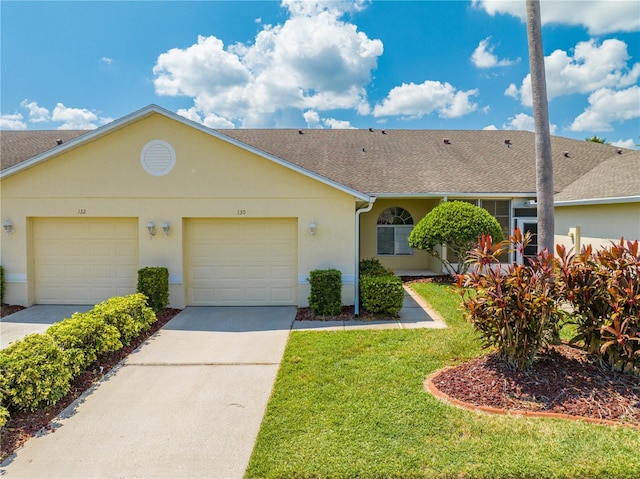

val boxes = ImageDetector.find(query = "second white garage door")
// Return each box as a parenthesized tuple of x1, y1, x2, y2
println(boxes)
(185, 218, 298, 306)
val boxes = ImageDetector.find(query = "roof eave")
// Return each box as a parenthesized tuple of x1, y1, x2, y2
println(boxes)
(371, 192, 537, 199)
(555, 195, 640, 207)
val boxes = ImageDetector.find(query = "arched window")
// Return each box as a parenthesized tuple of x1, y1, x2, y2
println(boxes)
(376, 207, 414, 256)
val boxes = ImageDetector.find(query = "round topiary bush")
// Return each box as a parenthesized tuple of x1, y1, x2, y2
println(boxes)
(409, 201, 504, 274)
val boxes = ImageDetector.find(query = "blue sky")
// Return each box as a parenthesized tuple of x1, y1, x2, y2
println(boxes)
(1, 0, 639, 148)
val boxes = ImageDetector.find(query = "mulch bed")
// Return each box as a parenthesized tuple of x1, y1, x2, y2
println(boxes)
(295, 305, 398, 322)
(0, 307, 182, 462)
(429, 344, 640, 428)
(1, 304, 26, 317)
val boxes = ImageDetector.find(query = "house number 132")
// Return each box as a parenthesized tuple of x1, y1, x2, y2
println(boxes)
(77, 209, 86, 215)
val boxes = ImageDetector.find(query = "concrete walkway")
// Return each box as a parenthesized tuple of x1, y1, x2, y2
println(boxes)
(1, 306, 295, 479)
(293, 285, 447, 331)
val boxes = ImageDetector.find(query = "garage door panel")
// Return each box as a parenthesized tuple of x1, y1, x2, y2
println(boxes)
(215, 265, 242, 280)
(245, 266, 267, 280)
(33, 218, 138, 304)
(271, 265, 294, 280)
(272, 288, 295, 303)
(185, 218, 297, 306)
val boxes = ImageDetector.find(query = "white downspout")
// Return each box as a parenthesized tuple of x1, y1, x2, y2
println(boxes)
(354, 197, 376, 316)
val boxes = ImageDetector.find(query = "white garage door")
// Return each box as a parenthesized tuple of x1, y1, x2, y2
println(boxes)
(185, 218, 297, 306)
(33, 218, 138, 304)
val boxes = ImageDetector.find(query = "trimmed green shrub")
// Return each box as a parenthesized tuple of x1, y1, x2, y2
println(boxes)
(137, 267, 169, 313)
(0, 334, 72, 412)
(308, 269, 342, 316)
(47, 312, 122, 377)
(92, 293, 156, 345)
(409, 201, 504, 275)
(457, 230, 561, 371)
(359, 258, 393, 277)
(0, 382, 9, 427)
(0, 265, 4, 305)
(360, 273, 404, 315)
(557, 239, 640, 376)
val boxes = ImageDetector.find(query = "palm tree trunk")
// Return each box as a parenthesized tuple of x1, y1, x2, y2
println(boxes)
(526, 0, 555, 253)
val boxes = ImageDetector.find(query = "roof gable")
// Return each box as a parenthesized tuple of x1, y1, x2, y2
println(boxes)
(0, 105, 369, 201)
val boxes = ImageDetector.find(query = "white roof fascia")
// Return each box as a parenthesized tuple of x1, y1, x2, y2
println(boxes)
(0, 104, 372, 202)
(554, 195, 640, 207)
(371, 192, 536, 199)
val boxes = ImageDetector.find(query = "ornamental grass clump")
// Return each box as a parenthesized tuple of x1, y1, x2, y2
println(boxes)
(456, 229, 561, 371)
(557, 239, 640, 376)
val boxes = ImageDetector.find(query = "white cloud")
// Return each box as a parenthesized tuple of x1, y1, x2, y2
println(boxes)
(373, 81, 478, 119)
(473, 0, 640, 35)
(569, 86, 640, 131)
(302, 109, 355, 129)
(611, 138, 636, 149)
(503, 113, 557, 134)
(20, 100, 50, 123)
(177, 107, 235, 129)
(153, 1, 383, 127)
(51, 103, 102, 129)
(0, 113, 27, 130)
(483, 124, 498, 130)
(323, 118, 355, 129)
(101, 57, 113, 65)
(471, 37, 518, 68)
(303, 109, 321, 126)
(508, 39, 640, 106)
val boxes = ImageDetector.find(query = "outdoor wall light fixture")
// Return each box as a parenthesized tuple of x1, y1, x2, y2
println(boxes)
(147, 221, 156, 237)
(162, 222, 170, 236)
(3, 219, 14, 235)
(309, 222, 316, 236)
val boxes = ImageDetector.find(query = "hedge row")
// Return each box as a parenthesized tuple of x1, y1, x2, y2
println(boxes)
(0, 293, 156, 425)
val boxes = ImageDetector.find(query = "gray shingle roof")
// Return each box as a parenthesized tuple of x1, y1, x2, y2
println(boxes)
(218, 129, 630, 195)
(554, 150, 640, 202)
(0, 130, 88, 170)
(1, 125, 634, 198)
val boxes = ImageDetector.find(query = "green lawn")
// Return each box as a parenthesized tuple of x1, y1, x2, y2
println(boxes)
(246, 282, 640, 479)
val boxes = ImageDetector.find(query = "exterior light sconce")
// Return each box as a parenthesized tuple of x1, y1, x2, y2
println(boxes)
(146, 221, 156, 238)
(162, 222, 170, 236)
(309, 222, 317, 236)
(3, 219, 14, 235)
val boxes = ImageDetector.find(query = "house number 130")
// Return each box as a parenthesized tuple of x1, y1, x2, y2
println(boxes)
(237, 209, 246, 215)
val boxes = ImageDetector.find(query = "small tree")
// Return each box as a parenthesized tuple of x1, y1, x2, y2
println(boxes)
(408, 201, 504, 275)
(585, 135, 609, 144)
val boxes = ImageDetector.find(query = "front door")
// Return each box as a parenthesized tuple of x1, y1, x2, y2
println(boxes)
(516, 219, 538, 264)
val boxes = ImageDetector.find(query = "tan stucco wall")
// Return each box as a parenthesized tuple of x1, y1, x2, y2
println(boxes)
(554, 202, 640, 252)
(1, 113, 357, 307)
(359, 198, 441, 272)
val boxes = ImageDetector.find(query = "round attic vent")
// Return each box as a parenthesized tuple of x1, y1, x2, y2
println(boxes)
(140, 140, 176, 176)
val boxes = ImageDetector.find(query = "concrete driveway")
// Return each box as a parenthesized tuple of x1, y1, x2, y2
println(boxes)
(1, 305, 92, 349)
(1, 306, 295, 479)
